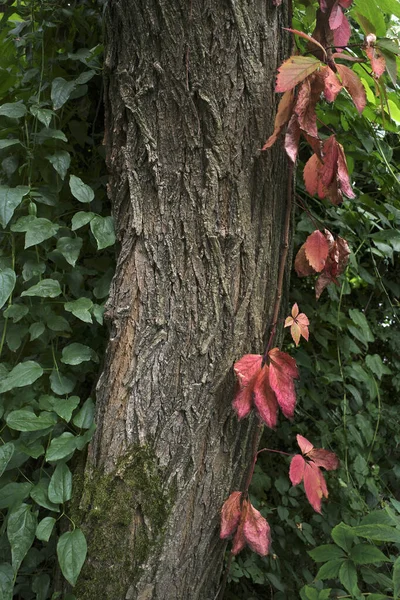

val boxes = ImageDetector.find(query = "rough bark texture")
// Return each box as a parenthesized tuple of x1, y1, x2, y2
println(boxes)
(78, 1, 291, 599)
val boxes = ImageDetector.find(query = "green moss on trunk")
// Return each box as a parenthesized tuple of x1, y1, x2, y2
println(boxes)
(73, 444, 176, 599)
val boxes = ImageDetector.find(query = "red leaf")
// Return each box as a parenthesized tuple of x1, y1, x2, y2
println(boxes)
(295, 74, 324, 137)
(220, 491, 242, 538)
(337, 142, 355, 198)
(315, 270, 335, 299)
(232, 518, 247, 555)
(303, 461, 326, 513)
(365, 45, 386, 78)
(234, 354, 263, 387)
(304, 230, 330, 272)
(294, 244, 315, 277)
(233, 386, 253, 419)
(289, 454, 306, 485)
(262, 90, 295, 150)
(321, 136, 339, 188)
(284, 114, 301, 162)
(334, 14, 351, 51)
(339, 0, 352, 7)
(268, 348, 299, 419)
(284, 28, 327, 59)
(322, 66, 342, 102)
(336, 64, 366, 113)
(303, 153, 324, 197)
(336, 236, 350, 274)
(297, 434, 314, 455)
(329, 2, 343, 30)
(276, 56, 322, 92)
(308, 448, 339, 470)
(243, 502, 271, 556)
(253, 366, 278, 429)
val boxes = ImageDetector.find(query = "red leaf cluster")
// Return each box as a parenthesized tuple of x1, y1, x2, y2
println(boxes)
(364, 33, 386, 78)
(284, 303, 309, 346)
(220, 492, 271, 556)
(233, 350, 299, 428)
(303, 135, 355, 204)
(295, 229, 350, 298)
(289, 434, 339, 513)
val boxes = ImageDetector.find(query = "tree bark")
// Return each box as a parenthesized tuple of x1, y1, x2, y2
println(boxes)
(77, 1, 291, 599)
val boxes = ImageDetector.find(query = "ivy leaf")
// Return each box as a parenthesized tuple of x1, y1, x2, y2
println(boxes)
(29, 322, 45, 341)
(69, 175, 94, 203)
(61, 343, 98, 366)
(308, 544, 346, 562)
(21, 279, 62, 298)
(90, 215, 116, 249)
(276, 56, 322, 92)
(39, 395, 80, 422)
(331, 523, 355, 552)
(0, 102, 27, 118)
(64, 297, 93, 323)
(6, 410, 57, 432)
(30, 106, 55, 128)
(0, 563, 14, 600)
(0, 185, 30, 228)
(50, 370, 76, 396)
(36, 517, 56, 542)
(34, 128, 68, 143)
(351, 524, 400, 543)
(72, 398, 95, 429)
(0, 443, 14, 478)
(0, 361, 43, 393)
(393, 556, 400, 599)
(4, 304, 29, 322)
(51, 78, 77, 110)
(48, 463, 73, 504)
(349, 544, 389, 564)
(32, 574, 50, 600)
(71, 211, 95, 230)
(24, 218, 59, 248)
(7, 504, 37, 572)
(57, 237, 83, 267)
(57, 529, 87, 586)
(0, 483, 33, 510)
(316, 559, 345, 580)
(0, 267, 16, 309)
(46, 433, 78, 461)
(30, 480, 60, 511)
(45, 151, 71, 180)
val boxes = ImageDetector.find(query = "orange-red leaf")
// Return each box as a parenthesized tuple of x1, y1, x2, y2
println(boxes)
(334, 14, 351, 51)
(234, 354, 263, 387)
(294, 244, 316, 277)
(262, 90, 295, 150)
(284, 114, 301, 162)
(365, 45, 386, 78)
(253, 365, 278, 429)
(304, 461, 327, 513)
(303, 153, 324, 197)
(220, 491, 242, 539)
(297, 434, 314, 455)
(276, 56, 322, 92)
(285, 303, 310, 346)
(322, 66, 342, 102)
(336, 64, 366, 113)
(308, 448, 339, 470)
(337, 142, 355, 198)
(268, 348, 299, 419)
(304, 230, 330, 272)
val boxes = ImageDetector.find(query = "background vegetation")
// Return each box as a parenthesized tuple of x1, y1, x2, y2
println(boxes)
(0, 1, 398, 599)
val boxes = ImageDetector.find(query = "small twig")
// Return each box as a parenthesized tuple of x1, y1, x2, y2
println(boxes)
(257, 447, 291, 457)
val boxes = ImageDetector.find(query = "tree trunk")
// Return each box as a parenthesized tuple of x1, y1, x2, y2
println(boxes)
(77, 1, 291, 598)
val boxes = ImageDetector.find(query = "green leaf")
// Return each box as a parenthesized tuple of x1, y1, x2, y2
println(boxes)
(30, 106, 54, 128)
(71, 211, 95, 230)
(61, 343, 98, 366)
(0, 267, 16, 309)
(0, 483, 33, 510)
(51, 77, 76, 110)
(21, 278, 62, 298)
(39, 395, 80, 422)
(0, 138, 21, 149)
(7, 503, 37, 572)
(50, 370, 76, 396)
(316, 559, 344, 580)
(394, 556, 400, 599)
(0, 563, 14, 600)
(3, 304, 29, 322)
(351, 524, 400, 543)
(339, 560, 358, 596)
(32, 574, 50, 600)
(46, 433, 78, 461)
(64, 297, 93, 323)
(69, 175, 94, 203)
(46, 151, 71, 179)
(0, 361, 43, 393)
(36, 517, 56, 542)
(75, 70, 96, 84)
(90, 215, 115, 249)
(48, 463, 72, 504)
(72, 398, 94, 429)
(349, 544, 389, 565)
(0, 102, 27, 118)
(29, 322, 45, 341)
(30, 480, 60, 511)
(57, 237, 83, 267)
(0, 185, 30, 228)
(34, 128, 68, 143)
(57, 529, 87, 586)
(46, 313, 71, 332)
(22, 258, 46, 281)
(365, 354, 391, 379)
(6, 410, 57, 432)
(308, 544, 346, 563)
(25, 217, 59, 248)
(0, 443, 14, 477)
(331, 523, 355, 552)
